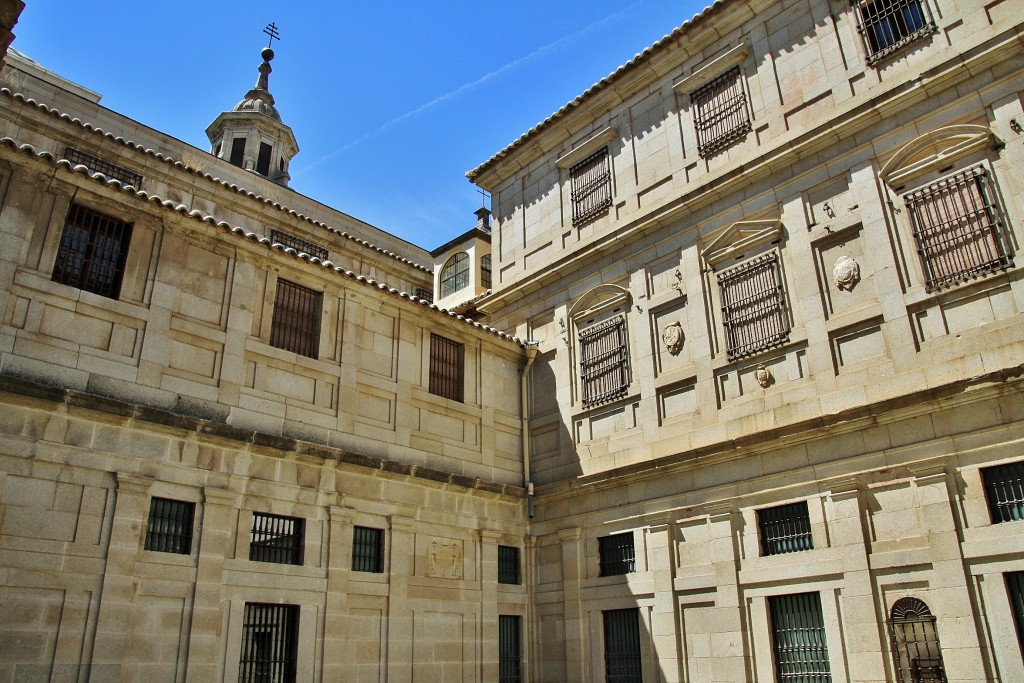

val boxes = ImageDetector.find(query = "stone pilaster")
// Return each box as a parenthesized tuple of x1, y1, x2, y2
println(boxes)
(386, 515, 416, 683)
(644, 514, 682, 683)
(323, 506, 355, 683)
(479, 529, 502, 681)
(558, 527, 586, 683)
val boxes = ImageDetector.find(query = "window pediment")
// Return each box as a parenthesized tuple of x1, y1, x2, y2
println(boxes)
(880, 125, 993, 187)
(673, 43, 750, 95)
(701, 219, 781, 268)
(557, 127, 617, 169)
(569, 283, 631, 320)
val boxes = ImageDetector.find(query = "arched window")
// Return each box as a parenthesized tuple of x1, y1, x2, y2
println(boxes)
(440, 252, 470, 298)
(888, 597, 946, 683)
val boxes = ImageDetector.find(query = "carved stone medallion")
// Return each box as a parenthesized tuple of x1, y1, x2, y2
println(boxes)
(662, 321, 684, 355)
(754, 363, 773, 388)
(833, 255, 860, 291)
(425, 538, 463, 579)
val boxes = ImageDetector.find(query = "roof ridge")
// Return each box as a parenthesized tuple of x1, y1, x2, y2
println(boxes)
(0, 87, 432, 273)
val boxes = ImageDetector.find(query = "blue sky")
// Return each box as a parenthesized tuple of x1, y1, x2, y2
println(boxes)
(13, 1, 701, 250)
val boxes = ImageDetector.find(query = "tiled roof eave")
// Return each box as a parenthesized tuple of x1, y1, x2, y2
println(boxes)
(0, 87, 431, 273)
(0, 136, 525, 348)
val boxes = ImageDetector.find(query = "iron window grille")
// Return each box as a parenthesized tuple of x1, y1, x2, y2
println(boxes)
(599, 532, 636, 577)
(904, 165, 1013, 292)
(498, 545, 521, 585)
(691, 66, 752, 158)
(769, 592, 832, 683)
(64, 147, 143, 188)
(239, 603, 298, 683)
(759, 501, 814, 556)
(717, 251, 790, 361)
(440, 252, 470, 298)
(1006, 572, 1024, 657)
(499, 615, 522, 683)
(144, 497, 194, 554)
(888, 597, 946, 683)
(854, 0, 935, 65)
(352, 526, 384, 573)
(579, 315, 630, 408)
(603, 608, 643, 683)
(429, 333, 465, 402)
(981, 460, 1024, 524)
(415, 287, 433, 301)
(52, 203, 133, 300)
(269, 279, 323, 359)
(481, 254, 492, 290)
(249, 512, 304, 565)
(570, 147, 612, 227)
(270, 229, 328, 261)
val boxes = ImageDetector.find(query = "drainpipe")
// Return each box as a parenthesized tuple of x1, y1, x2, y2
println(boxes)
(521, 341, 540, 518)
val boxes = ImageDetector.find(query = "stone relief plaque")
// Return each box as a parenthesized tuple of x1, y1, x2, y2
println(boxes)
(425, 538, 463, 579)
(754, 363, 773, 388)
(833, 255, 860, 291)
(662, 321, 684, 355)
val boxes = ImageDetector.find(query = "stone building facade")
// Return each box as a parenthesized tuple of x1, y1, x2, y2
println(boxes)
(0, 0, 1023, 681)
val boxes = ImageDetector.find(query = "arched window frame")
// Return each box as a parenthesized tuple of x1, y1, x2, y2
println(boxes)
(440, 252, 470, 298)
(888, 597, 947, 683)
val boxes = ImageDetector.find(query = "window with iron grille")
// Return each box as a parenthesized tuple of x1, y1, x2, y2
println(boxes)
(499, 615, 522, 683)
(1006, 572, 1024, 657)
(239, 603, 298, 683)
(440, 252, 470, 298)
(270, 229, 328, 261)
(352, 526, 384, 573)
(64, 147, 143, 188)
(603, 608, 642, 683)
(481, 254, 492, 290)
(981, 460, 1024, 524)
(853, 0, 935, 65)
(579, 314, 630, 408)
(769, 592, 832, 683)
(888, 597, 946, 683)
(249, 512, 304, 565)
(717, 251, 790, 361)
(144, 497, 194, 554)
(415, 287, 433, 301)
(759, 501, 814, 556)
(429, 333, 464, 402)
(269, 279, 322, 359)
(498, 545, 521, 585)
(691, 66, 751, 159)
(599, 532, 635, 577)
(904, 165, 1013, 292)
(570, 147, 612, 227)
(52, 203, 133, 300)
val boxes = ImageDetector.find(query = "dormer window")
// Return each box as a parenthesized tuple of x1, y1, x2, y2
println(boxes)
(440, 252, 470, 298)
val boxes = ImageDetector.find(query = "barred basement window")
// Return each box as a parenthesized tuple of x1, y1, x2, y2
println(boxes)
(759, 501, 814, 556)
(429, 333, 464, 402)
(718, 251, 789, 361)
(440, 252, 470, 298)
(981, 460, 1024, 524)
(888, 597, 946, 683)
(270, 279, 323, 359)
(249, 512, 304, 565)
(498, 545, 521, 585)
(481, 254, 492, 290)
(691, 66, 751, 158)
(570, 147, 612, 227)
(144, 497, 194, 554)
(603, 608, 642, 683)
(599, 532, 635, 577)
(352, 526, 384, 573)
(854, 0, 935, 65)
(64, 147, 143, 187)
(239, 603, 298, 683)
(1006, 572, 1024, 657)
(769, 592, 832, 683)
(270, 229, 328, 261)
(905, 165, 1012, 292)
(52, 203, 133, 300)
(579, 315, 630, 408)
(499, 615, 522, 683)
